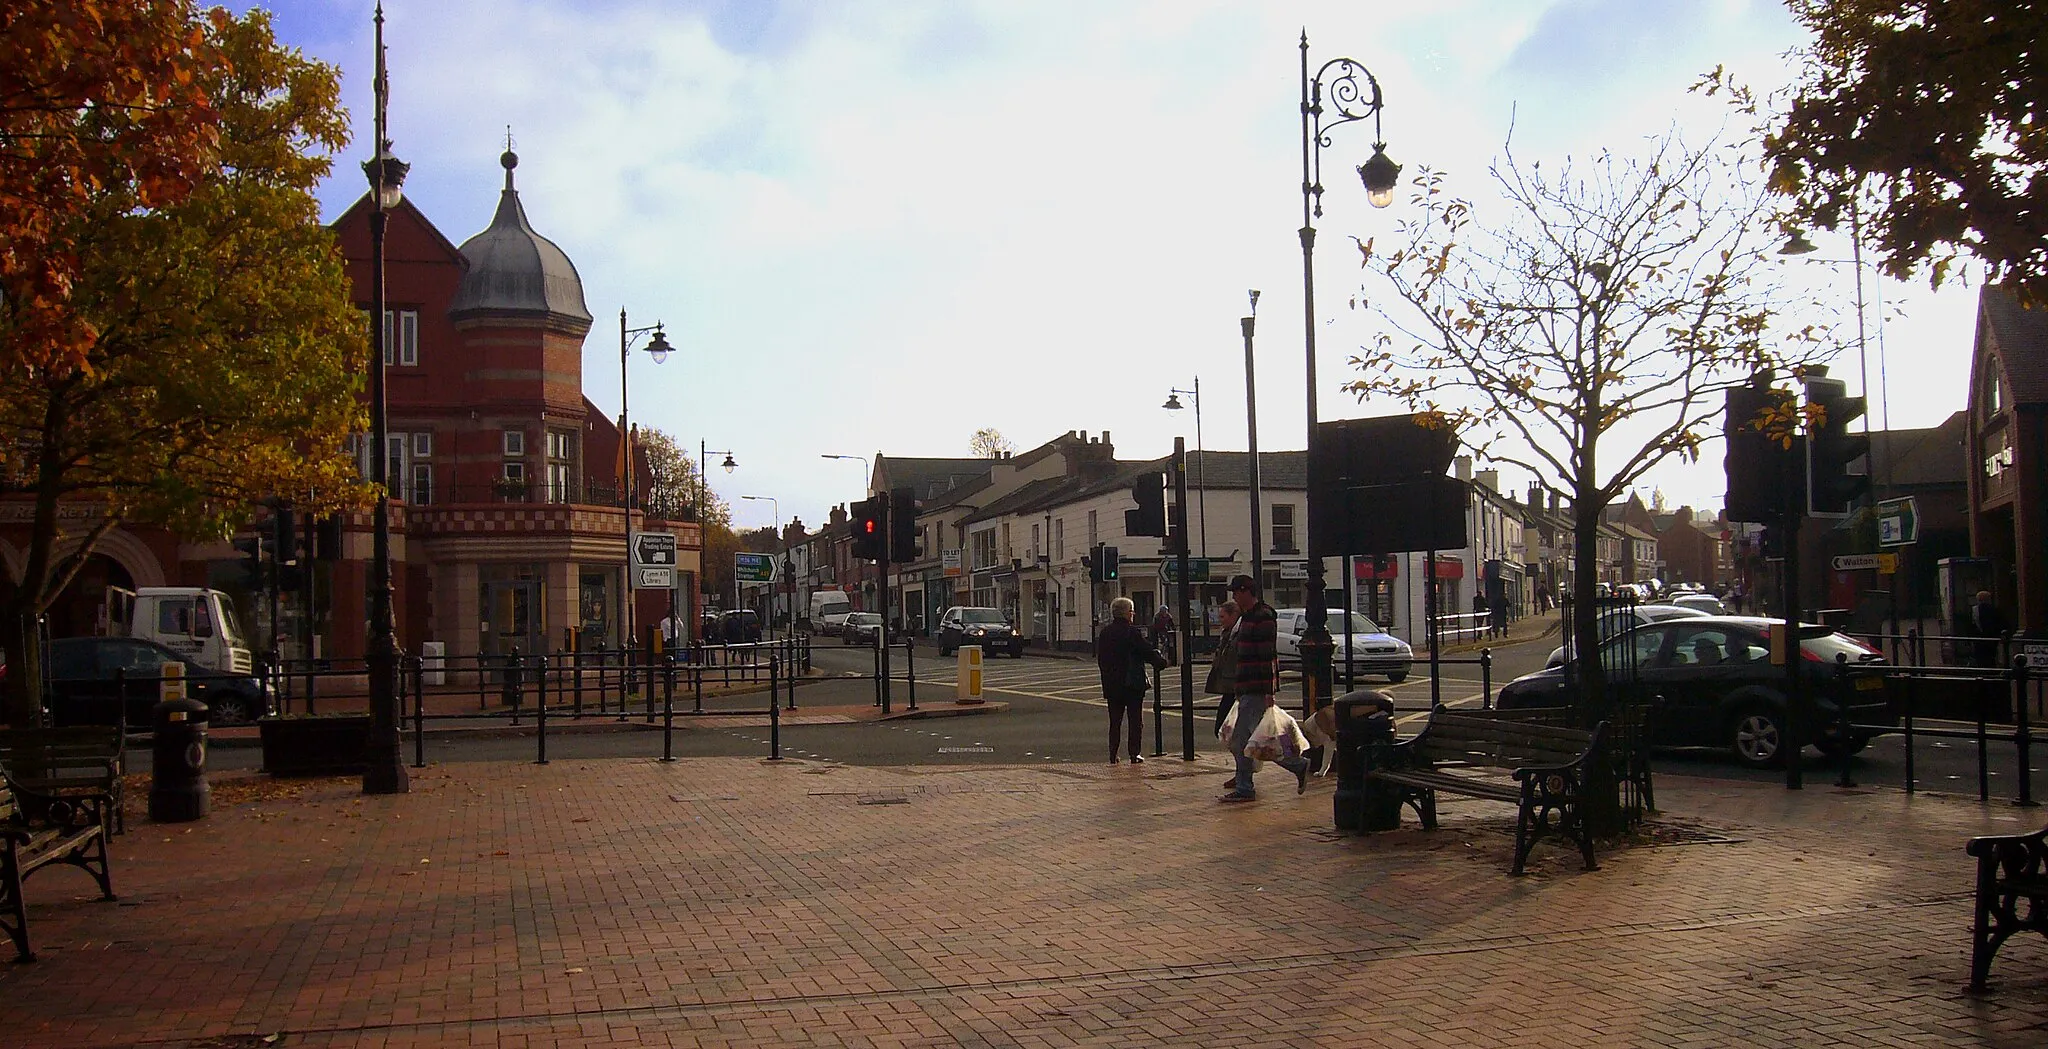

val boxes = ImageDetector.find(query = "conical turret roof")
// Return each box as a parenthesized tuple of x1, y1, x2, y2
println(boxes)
(448, 149, 592, 326)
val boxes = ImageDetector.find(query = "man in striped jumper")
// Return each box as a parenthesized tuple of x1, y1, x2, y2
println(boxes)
(1220, 574, 1309, 802)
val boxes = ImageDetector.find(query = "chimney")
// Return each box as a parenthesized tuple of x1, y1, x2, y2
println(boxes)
(1475, 468, 1499, 493)
(1454, 455, 1472, 482)
(1529, 483, 1542, 510)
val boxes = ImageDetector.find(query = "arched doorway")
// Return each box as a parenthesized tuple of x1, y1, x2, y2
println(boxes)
(47, 554, 137, 638)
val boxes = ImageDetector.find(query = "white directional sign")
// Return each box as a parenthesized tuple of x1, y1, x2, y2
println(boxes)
(639, 567, 675, 589)
(1831, 553, 1897, 574)
(632, 531, 678, 569)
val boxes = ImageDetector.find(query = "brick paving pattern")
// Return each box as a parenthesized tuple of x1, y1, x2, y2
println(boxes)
(2, 751, 2044, 1047)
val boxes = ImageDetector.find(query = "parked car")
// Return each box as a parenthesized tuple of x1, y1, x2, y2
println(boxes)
(717, 609, 763, 643)
(1498, 615, 1893, 768)
(1272, 608, 1412, 683)
(840, 612, 888, 646)
(1545, 603, 1710, 667)
(1671, 593, 1727, 616)
(43, 635, 272, 729)
(936, 606, 1024, 658)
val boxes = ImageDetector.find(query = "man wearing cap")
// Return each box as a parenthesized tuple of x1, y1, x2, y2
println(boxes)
(1221, 573, 1308, 801)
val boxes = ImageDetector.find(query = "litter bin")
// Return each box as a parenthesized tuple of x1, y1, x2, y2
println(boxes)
(149, 695, 210, 822)
(1331, 689, 1398, 833)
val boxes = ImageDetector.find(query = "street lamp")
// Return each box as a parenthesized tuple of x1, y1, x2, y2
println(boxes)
(1163, 380, 1207, 558)
(822, 452, 872, 619)
(1244, 290, 1265, 589)
(1780, 206, 1887, 486)
(740, 495, 781, 639)
(361, 2, 408, 796)
(1297, 32, 1399, 716)
(619, 310, 672, 650)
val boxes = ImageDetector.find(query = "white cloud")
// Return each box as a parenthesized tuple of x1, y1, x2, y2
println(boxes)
(274, 0, 1976, 529)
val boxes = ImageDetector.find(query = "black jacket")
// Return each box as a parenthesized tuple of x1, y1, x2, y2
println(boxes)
(1097, 618, 1166, 700)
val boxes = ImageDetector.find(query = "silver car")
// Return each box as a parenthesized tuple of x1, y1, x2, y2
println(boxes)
(1546, 603, 1710, 667)
(1273, 608, 1413, 683)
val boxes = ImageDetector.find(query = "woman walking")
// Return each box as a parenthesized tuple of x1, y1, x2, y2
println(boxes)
(1097, 597, 1168, 764)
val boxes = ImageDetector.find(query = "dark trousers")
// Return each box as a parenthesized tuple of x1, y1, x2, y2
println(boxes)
(1109, 689, 1145, 758)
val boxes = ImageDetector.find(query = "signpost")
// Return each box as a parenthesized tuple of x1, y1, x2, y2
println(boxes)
(1830, 553, 1898, 574)
(1161, 558, 1211, 584)
(734, 552, 777, 583)
(633, 532, 677, 589)
(1876, 497, 1918, 548)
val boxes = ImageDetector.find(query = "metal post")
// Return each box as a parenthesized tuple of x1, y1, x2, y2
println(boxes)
(535, 653, 549, 766)
(1481, 648, 1493, 710)
(661, 653, 676, 763)
(905, 638, 917, 711)
(1781, 489, 1804, 791)
(1152, 662, 1164, 758)
(1977, 672, 1992, 802)
(411, 655, 425, 769)
(1834, 653, 1855, 788)
(360, 2, 407, 796)
(2013, 656, 2036, 807)
(1902, 668, 1918, 793)
(1243, 295, 1264, 589)
(1427, 549, 1441, 709)
(1175, 437, 1196, 762)
(768, 653, 782, 760)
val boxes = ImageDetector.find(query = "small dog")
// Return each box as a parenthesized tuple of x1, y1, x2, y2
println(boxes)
(1302, 691, 1396, 776)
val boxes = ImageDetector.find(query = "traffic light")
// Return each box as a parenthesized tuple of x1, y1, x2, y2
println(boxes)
(1125, 472, 1167, 537)
(1083, 550, 1099, 582)
(1724, 377, 1799, 524)
(233, 535, 264, 589)
(273, 505, 297, 564)
(1805, 375, 1869, 516)
(889, 487, 919, 563)
(850, 497, 886, 561)
(1100, 545, 1119, 581)
(316, 514, 345, 560)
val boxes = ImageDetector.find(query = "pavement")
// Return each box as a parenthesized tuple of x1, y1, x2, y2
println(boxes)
(5, 663, 2048, 1048)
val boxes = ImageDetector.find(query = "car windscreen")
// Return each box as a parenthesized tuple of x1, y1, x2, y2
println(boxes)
(961, 610, 1006, 625)
(1330, 613, 1385, 635)
(847, 614, 880, 625)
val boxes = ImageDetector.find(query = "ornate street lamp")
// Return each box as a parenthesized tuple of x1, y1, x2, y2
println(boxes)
(1297, 32, 1398, 717)
(619, 310, 672, 647)
(361, 2, 409, 795)
(1162, 380, 1207, 559)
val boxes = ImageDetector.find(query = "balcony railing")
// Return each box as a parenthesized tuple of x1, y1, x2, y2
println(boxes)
(419, 482, 695, 515)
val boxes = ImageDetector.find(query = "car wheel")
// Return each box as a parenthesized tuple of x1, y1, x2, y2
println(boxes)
(1386, 670, 1408, 684)
(208, 692, 257, 727)
(1730, 705, 1787, 768)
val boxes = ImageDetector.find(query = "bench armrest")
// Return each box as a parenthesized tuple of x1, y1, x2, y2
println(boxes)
(1967, 825, 2048, 859)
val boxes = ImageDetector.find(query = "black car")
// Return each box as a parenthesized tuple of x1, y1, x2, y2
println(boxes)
(44, 636, 272, 728)
(840, 612, 888, 646)
(717, 610, 763, 643)
(935, 606, 1024, 658)
(1496, 615, 1892, 768)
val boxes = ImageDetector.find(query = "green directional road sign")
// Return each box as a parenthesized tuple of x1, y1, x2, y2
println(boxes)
(1161, 558, 1211, 584)
(734, 552, 777, 583)
(1876, 497, 1918, 548)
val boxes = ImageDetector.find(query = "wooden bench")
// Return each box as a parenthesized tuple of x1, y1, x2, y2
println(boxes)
(2, 766, 118, 962)
(1363, 707, 1607, 875)
(1967, 822, 2048, 990)
(0, 727, 126, 835)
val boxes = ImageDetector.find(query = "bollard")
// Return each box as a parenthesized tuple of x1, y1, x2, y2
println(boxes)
(1152, 662, 1164, 757)
(149, 694, 209, 823)
(503, 646, 524, 725)
(905, 638, 917, 711)
(661, 654, 676, 763)
(1976, 672, 1992, 801)
(1902, 668, 1918, 793)
(2013, 656, 2037, 807)
(411, 655, 426, 769)
(768, 654, 782, 760)
(1480, 648, 1493, 710)
(1833, 653, 1856, 789)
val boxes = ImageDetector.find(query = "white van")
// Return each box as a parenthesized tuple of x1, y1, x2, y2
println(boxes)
(808, 590, 854, 635)
(105, 586, 255, 675)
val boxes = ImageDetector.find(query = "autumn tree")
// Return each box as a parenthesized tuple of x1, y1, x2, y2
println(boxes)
(1757, 1, 2048, 304)
(1346, 127, 1833, 725)
(636, 427, 738, 605)
(1, 1, 226, 373)
(0, 9, 368, 723)
(969, 428, 1013, 458)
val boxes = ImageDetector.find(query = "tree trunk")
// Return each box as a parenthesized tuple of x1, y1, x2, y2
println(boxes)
(1570, 493, 1628, 838)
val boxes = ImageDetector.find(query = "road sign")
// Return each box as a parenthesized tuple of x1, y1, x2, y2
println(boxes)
(2022, 643, 2048, 669)
(1161, 558, 1211, 584)
(734, 552, 777, 583)
(633, 531, 678, 568)
(1831, 553, 1898, 574)
(638, 567, 675, 589)
(1876, 497, 1918, 548)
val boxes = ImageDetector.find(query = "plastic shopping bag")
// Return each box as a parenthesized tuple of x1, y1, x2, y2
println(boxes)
(1218, 702, 1239, 741)
(1242, 705, 1311, 762)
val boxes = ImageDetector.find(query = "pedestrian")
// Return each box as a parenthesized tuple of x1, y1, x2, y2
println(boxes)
(658, 610, 683, 651)
(1471, 592, 1489, 638)
(1205, 600, 1241, 738)
(1149, 604, 1177, 665)
(1220, 574, 1309, 801)
(1971, 589, 2008, 668)
(1096, 596, 1168, 765)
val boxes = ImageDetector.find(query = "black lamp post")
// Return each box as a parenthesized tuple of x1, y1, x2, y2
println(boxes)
(1298, 32, 1399, 716)
(1162, 379, 1207, 558)
(619, 310, 672, 648)
(362, 2, 409, 795)
(699, 440, 736, 620)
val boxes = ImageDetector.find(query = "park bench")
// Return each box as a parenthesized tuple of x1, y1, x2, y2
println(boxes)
(2, 763, 118, 962)
(1967, 821, 2048, 990)
(1363, 707, 1607, 876)
(0, 727, 126, 835)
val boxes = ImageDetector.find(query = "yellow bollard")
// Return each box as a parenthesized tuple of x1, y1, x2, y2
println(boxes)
(955, 645, 984, 704)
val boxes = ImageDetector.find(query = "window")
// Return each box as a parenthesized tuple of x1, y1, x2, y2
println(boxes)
(545, 429, 574, 504)
(387, 434, 407, 501)
(502, 461, 526, 485)
(1983, 356, 2004, 419)
(411, 463, 433, 505)
(366, 308, 420, 366)
(1031, 523, 1041, 559)
(970, 528, 997, 569)
(1064, 585, 1075, 611)
(502, 429, 526, 456)
(412, 431, 432, 458)
(1272, 504, 1297, 553)
(1054, 518, 1064, 560)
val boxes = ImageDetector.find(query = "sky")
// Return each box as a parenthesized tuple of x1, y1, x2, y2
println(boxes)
(252, 0, 1982, 534)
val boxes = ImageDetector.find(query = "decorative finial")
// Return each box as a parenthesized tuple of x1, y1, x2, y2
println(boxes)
(500, 128, 518, 190)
